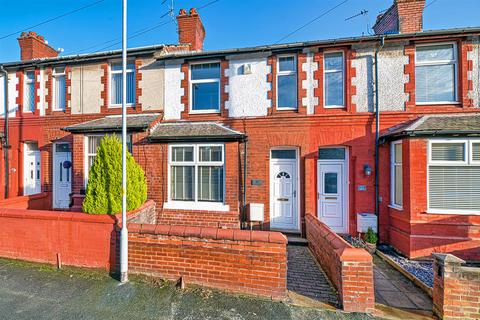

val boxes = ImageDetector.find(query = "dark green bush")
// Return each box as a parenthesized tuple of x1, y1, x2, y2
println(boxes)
(364, 227, 378, 244)
(83, 135, 147, 214)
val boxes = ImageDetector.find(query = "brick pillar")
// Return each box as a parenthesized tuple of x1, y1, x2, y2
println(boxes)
(433, 253, 480, 320)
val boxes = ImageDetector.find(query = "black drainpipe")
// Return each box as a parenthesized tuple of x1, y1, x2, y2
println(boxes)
(374, 36, 385, 225)
(0, 65, 9, 199)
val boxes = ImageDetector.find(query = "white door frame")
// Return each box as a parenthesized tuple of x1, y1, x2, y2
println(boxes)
(317, 147, 349, 234)
(269, 147, 301, 232)
(53, 142, 72, 209)
(23, 142, 41, 196)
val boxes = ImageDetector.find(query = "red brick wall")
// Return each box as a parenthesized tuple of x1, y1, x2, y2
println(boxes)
(17, 32, 59, 61)
(373, 0, 426, 35)
(433, 254, 480, 320)
(176, 8, 205, 51)
(128, 223, 287, 299)
(305, 214, 375, 313)
(382, 139, 480, 261)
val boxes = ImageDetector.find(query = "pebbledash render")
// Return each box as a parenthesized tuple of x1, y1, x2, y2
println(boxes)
(0, 1, 479, 261)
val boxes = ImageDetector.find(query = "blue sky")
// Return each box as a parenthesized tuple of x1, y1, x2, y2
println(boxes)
(0, 0, 479, 62)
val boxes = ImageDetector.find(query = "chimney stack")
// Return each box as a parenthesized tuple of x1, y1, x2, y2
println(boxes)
(176, 8, 205, 51)
(373, 0, 426, 35)
(17, 31, 59, 61)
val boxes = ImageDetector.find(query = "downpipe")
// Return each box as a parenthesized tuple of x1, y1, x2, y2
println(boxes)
(374, 36, 385, 228)
(0, 65, 9, 199)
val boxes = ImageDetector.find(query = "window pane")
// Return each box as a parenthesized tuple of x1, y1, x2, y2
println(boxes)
(318, 148, 345, 160)
(192, 82, 219, 110)
(191, 63, 220, 80)
(473, 143, 480, 161)
(416, 44, 454, 62)
(394, 165, 403, 206)
(199, 146, 222, 162)
(416, 64, 455, 102)
(325, 72, 344, 106)
(172, 146, 194, 162)
(55, 75, 66, 110)
(429, 166, 480, 210)
(111, 62, 134, 71)
(111, 71, 135, 104)
(324, 173, 338, 194)
(88, 136, 103, 154)
(431, 143, 465, 161)
(325, 52, 343, 71)
(55, 144, 71, 153)
(25, 72, 35, 112)
(278, 74, 297, 108)
(278, 56, 295, 72)
(271, 150, 296, 159)
(171, 166, 194, 201)
(394, 143, 402, 163)
(198, 166, 223, 202)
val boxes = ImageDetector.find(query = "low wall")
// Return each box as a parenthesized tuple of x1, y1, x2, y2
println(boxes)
(0, 192, 52, 210)
(433, 254, 480, 320)
(126, 200, 157, 224)
(157, 208, 240, 229)
(127, 224, 287, 299)
(305, 214, 375, 313)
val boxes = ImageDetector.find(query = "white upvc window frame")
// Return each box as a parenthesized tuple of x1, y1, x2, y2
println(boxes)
(165, 143, 229, 212)
(83, 134, 132, 187)
(390, 141, 403, 210)
(109, 60, 135, 108)
(189, 61, 221, 114)
(415, 42, 459, 105)
(24, 70, 35, 113)
(323, 50, 345, 109)
(52, 66, 66, 111)
(276, 54, 298, 110)
(427, 138, 480, 215)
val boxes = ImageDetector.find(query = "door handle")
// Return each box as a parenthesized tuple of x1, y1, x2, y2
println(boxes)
(277, 198, 289, 201)
(325, 197, 337, 200)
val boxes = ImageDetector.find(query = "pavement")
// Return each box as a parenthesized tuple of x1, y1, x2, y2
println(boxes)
(0, 258, 381, 320)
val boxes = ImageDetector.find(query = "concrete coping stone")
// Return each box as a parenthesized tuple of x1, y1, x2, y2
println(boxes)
(433, 253, 466, 265)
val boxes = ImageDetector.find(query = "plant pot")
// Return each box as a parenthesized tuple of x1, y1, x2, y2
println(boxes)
(365, 243, 377, 254)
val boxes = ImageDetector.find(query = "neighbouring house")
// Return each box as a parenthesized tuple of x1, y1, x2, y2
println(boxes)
(0, 1, 479, 261)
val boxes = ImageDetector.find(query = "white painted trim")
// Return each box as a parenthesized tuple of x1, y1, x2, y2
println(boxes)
(390, 141, 403, 208)
(276, 54, 298, 110)
(323, 50, 345, 109)
(269, 147, 301, 232)
(189, 61, 221, 114)
(316, 146, 349, 234)
(414, 42, 459, 104)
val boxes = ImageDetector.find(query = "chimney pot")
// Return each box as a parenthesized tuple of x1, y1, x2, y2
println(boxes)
(179, 8, 187, 16)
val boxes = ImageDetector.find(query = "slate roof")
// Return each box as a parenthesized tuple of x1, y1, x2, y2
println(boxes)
(63, 113, 161, 133)
(380, 113, 480, 142)
(148, 122, 246, 142)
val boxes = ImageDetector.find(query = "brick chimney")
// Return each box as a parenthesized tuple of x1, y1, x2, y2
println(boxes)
(17, 31, 59, 61)
(373, 0, 426, 35)
(176, 8, 205, 51)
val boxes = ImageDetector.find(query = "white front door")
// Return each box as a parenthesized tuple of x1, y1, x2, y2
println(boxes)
(317, 162, 347, 233)
(24, 143, 41, 195)
(53, 143, 72, 209)
(270, 150, 299, 231)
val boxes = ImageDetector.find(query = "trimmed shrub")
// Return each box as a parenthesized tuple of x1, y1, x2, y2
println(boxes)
(364, 227, 378, 244)
(83, 135, 147, 214)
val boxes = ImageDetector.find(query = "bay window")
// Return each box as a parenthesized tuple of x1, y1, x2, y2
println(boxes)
(53, 67, 66, 111)
(24, 71, 35, 112)
(110, 61, 135, 106)
(428, 140, 480, 214)
(415, 43, 458, 104)
(324, 52, 345, 108)
(391, 141, 403, 208)
(169, 144, 225, 207)
(190, 62, 220, 113)
(277, 55, 297, 109)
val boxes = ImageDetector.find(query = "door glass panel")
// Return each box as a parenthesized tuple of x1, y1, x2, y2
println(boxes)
(319, 148, 345, 160)
(271, 150, 296, 159)
(59, 163, 63, 182)
(324, 172, 338, 194)
(56, 144, 71, 153)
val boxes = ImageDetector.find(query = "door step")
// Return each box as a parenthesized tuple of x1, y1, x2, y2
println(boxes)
(287, 235, 309, 246)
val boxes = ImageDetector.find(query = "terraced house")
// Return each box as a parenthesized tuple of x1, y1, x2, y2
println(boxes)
(0, 0, 479, 261)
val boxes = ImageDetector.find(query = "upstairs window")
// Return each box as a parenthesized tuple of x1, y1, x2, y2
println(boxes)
(190, 62, 220, 113)
(110, 61, 135, 106)
(415, 43, 458, 104)
(428, 140, 480, 214)
(277, 55, 297, 109)
(24, 71, 35, 112)
(391, 142, 403, 208)
(53, 67, 66, 111)
(324, 52, 345, 108)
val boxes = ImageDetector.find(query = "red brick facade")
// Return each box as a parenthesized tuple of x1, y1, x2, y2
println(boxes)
(373, 0, 426, 35)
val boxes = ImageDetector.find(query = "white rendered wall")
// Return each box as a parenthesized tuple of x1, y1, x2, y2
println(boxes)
(0, 72, 18, 118)
(163, 60, 184, 120)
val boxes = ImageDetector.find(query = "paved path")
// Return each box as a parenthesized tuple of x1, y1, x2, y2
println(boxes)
(287, 245, 339, 307)
(0, 258, 380, 320)
(373, 255, 432, 311)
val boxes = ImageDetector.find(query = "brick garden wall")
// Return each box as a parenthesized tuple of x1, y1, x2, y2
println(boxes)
(433, 253, 480, 320)
(128, 224, 288, 299)
(305, 214, 375, 313)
